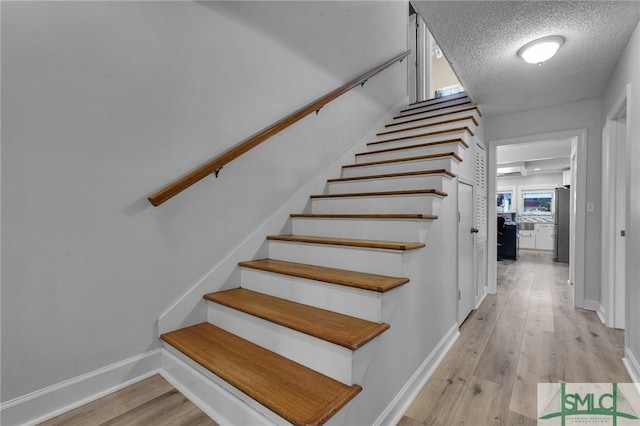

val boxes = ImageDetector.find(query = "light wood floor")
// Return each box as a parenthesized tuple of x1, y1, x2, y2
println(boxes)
(39, 374, 217, 426)
(39, 252, 628, 426)
(398, 251, 629, 426)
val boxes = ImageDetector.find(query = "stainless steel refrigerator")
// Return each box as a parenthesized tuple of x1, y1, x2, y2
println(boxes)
(554, 187, 570, 263)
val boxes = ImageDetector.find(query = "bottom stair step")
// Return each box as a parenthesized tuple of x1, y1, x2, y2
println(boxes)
(161, 323, 361, 426)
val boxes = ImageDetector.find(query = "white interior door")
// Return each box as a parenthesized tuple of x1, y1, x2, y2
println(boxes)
(614, 113, 627, 329)
(458, 181, 476, 324)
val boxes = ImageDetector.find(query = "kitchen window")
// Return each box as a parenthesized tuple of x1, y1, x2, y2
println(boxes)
(497, 190, 513, 212)
(522, 191, 554, 213)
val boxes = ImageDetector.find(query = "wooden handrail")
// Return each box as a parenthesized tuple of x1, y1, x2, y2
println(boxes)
(148, 50, 410, 206)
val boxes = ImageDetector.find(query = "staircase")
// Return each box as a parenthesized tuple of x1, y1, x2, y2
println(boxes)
(160, 93, 481, 425)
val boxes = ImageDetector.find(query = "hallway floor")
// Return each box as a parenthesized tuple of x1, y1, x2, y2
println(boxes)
(398, 251, 629, 425)
(38, 374, 217, 426)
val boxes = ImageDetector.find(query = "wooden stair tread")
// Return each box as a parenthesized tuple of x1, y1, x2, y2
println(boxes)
(290, 213, 437, 220)
(400, 96, 469, 114)
(238, 258, 409, 293)
(386, 106, 482, 128)
(327, 169, 455, 183)
(401, 93, 468, 112)
(393, 100, 472, 119)
(367, 127, 473, 147)
(205, 288, 389, 350)
(161, 322, 361, 426)
(342, 152, 462, 169)
(266, 234, 425, 250)
(357, 139, 468, 158)
(310, 188, 447, 199)
(377, 115, 478, 136)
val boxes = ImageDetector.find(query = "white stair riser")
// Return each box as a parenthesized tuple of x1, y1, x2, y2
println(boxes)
(341, 158, 459, 178)
(391, 105, 478, 125)
(328, 174, 451, 194)
(356, 143, 466, 164)
(240, 267, 384, 322)
(291, 217, 432, 241)
(268, 240, 405, 276)
(206, 303, 355, 384)
(383, 110, 480, 133)
(367, 130, 472, 152)
(311, 194, 443, 216)
(376, 118, 477, 140)
(397, 99, 471, 117)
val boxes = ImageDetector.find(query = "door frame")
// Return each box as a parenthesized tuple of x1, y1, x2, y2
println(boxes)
(487, 129, 587, 309)
(407, 4, 428, 103)
(602, 84, 630, 329)
(457, 178, 476, 324)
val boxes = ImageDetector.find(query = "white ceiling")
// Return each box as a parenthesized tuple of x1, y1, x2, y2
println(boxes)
(413, 1, 640, 117)
(497, 138, 572, 177)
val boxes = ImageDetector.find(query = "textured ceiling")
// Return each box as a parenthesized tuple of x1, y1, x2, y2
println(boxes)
(413, 1, 640, 116)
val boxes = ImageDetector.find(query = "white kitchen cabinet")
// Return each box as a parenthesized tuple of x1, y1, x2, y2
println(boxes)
(535, 224, 555, 251)
(519, 230, 536, 249)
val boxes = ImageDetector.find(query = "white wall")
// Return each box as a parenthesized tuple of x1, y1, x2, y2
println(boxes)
(431, 56, 460, 95)
(497, 140, 572, 164)
(498, 172, 564, 190)
(342, 177, 460, 426)
(1, 1, 407, 403)
(601, 19, 640, 378)
(485, 98, 602, 302)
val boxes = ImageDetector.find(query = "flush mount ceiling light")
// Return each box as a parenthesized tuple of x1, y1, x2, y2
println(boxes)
(518, 36, 565, 65)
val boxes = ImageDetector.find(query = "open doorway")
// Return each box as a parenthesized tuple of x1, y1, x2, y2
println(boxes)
(495, 139, 572, 260)
(408, 3, 463, 104)
(487, 129, 588, 310)
(602, 85, 630, 330)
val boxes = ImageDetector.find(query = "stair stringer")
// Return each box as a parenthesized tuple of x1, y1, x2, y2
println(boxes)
(334, 174, 461, 426)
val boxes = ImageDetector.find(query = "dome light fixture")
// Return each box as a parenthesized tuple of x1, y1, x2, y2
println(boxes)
(518, 36, 565, 65)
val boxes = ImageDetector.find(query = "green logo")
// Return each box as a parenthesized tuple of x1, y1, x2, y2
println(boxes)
(539, 383, 639, 425)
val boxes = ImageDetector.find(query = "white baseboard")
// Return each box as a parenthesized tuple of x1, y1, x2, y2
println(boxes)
(595, 302, 607, 325)
(623, 347, 640, 386)
(474, 290, 488, 310)
(582, 299, 600, 312)
(0, 349, 161, 426)
(374, 323, 460, 426)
